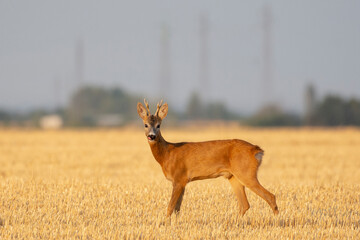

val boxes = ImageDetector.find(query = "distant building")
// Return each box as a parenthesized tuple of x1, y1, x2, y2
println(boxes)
(40, 115, 63, 129)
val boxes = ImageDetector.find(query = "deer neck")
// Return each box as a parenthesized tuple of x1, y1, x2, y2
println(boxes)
(148, 132, 169, 166)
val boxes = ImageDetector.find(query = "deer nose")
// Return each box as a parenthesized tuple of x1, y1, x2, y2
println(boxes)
(148, 134, 156, 140)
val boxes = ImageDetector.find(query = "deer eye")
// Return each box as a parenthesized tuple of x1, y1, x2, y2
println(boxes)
(144, 124, 148, 128)
(156, 124, 160, 129)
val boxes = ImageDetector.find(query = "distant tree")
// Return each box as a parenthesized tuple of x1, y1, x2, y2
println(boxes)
(314, 95, 346, 126)
(185, 92, 204, 120)
(206, 102, 234, 120)
(345, 98, 360, 125)
(0, 110, 11, 122)
(249, 104, 301, 126)
(185, 92, 239, 120)
(66, 86, 137, 126)
(25, 109, 49, 127)
(313, 95, 360, 126)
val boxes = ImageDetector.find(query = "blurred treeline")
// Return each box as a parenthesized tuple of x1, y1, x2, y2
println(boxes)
(1, 85, 360, 127)
(248, 96, 360, 126)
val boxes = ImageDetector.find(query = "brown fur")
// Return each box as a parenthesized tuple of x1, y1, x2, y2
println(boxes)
(137, 100, 279, 217)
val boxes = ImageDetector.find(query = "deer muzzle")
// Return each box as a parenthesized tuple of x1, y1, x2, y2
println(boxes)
(147, 134, 156, 141)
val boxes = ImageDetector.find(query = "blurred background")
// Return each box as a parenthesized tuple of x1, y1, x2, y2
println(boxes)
(0, 0, 359, 128)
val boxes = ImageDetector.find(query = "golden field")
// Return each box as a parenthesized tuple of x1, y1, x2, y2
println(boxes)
(0, 127, 359, 239)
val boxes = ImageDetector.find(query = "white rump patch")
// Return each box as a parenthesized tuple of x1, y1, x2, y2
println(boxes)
(255, 152, 264, 165)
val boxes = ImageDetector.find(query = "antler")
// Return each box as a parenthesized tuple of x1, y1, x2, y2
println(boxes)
(155, 99, 163, 116)
(144, 98, 151, 116)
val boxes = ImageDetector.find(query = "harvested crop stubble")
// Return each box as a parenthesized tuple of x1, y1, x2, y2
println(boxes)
(0, 127, 359, 239)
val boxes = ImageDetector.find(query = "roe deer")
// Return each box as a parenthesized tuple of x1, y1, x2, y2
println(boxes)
(137, 99, 279, 217)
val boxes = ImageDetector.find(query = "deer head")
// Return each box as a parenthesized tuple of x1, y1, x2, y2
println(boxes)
(137, 99, 168, 142)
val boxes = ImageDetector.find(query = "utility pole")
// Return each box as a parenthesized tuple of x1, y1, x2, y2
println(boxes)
(159, 24, 171, 100)
(53, 76, 61, 110)
(304, 83, 316, 125)
(262, 4, 273, 105)
(199, 14, 209, 101)
(75, 38, 84, 88)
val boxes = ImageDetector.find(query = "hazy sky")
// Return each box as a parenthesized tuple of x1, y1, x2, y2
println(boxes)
(1, 0, 359, 114)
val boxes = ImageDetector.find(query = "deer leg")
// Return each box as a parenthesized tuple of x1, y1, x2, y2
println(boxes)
(246, 178, 279, 215)
(228, 176, 250, 216)
(167, 183, 186, 217)
(174, 188, 185, 213)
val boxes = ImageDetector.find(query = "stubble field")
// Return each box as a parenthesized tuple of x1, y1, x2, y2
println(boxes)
(0, 127, 359, 239)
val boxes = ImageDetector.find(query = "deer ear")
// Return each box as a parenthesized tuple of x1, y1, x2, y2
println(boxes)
(158, 103, 168, 120)
(137, 102, 148, 120)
